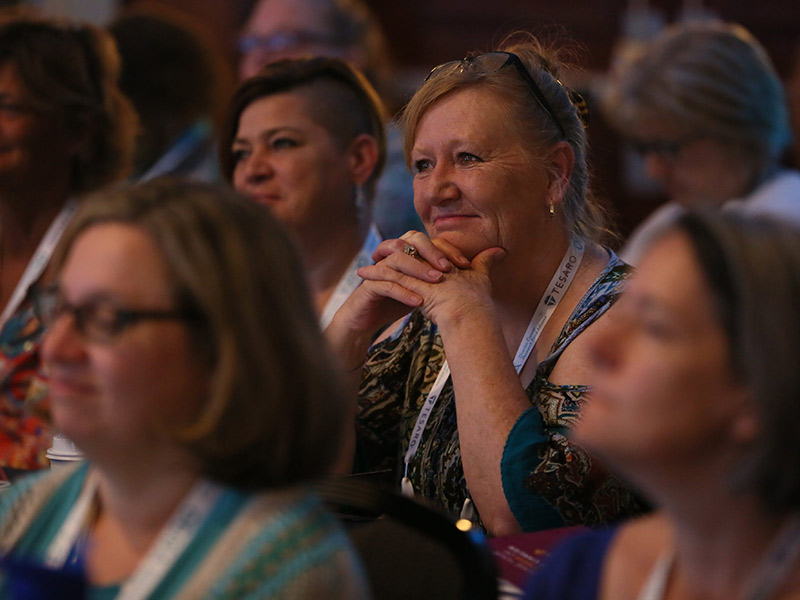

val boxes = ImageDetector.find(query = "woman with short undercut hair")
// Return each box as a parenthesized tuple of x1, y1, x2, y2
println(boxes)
(220, 56, 387, 329)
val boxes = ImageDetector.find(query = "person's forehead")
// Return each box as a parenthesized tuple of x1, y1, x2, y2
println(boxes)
(245, 0, 332, 35)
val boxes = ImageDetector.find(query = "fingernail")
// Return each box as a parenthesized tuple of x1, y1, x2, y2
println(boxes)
(428, 269, 444, 281)
(438, 258, 452, 270)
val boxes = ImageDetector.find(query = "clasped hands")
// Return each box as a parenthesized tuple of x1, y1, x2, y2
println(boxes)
(345, 230, 507, 333)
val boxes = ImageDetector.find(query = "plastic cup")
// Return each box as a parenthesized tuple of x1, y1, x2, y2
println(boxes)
(46, 454, 85, 472)
(50, 434, 83, 456)
(47, 434, 85, 471)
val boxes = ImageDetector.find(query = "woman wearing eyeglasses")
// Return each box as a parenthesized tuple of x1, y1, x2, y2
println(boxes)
(327, 35, 645, 536)
(0, 179, 367, 598)
(603, 21, 800, 265)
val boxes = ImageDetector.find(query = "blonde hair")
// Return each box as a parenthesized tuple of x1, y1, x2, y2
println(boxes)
(402, 33, 606, 242)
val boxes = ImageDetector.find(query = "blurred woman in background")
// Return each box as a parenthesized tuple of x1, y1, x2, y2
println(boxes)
(0, 8, 137, 471)
(603, 21, 799, 264)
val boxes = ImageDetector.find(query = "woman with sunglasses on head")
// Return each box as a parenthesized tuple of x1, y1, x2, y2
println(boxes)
(603, 21, 800, 265)
(526, 211, 800, 600)
(0, 179, 368, 598)
(327, 34, 645, 536)
(220, 56, 386, 329)
(0, 8, 137, 472)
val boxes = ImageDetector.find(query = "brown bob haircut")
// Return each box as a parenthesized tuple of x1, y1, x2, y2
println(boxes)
(675, 210, 800, 511)
(219, 56, 387, 199)
(0, 7, 137, 193)
(51, 178, 349, 489)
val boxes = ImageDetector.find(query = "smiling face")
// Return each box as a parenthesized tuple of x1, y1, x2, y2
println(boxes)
(0, 61, 75, 194)
(231, 90, 358, 241)
(41, 223, 208, 462)
(410, 86, 553, 260)
(574, 232, 753, 489)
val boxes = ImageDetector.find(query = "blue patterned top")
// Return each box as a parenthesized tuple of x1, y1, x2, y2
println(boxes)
(0, 465, 368, 598)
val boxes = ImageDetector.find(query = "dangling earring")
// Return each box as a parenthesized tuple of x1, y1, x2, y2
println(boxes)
(549, 202, 556, 219)
(354, 185, 367, 212)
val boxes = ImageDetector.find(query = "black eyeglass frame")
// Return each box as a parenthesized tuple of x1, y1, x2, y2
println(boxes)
(425, 51, 567, 139)
(238, 30, 345, 55)
(32, 283, 197, 343)
(629, 135, 700, 159)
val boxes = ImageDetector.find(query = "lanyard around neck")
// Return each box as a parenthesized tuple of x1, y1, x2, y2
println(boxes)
(320, 225, 381, 329)
(45, 473, 223, 600)
(638, 514, 800, 600)
(741, 513, 800, 600)
(401, 238, 585, 496)
(0, 199, 78, 330)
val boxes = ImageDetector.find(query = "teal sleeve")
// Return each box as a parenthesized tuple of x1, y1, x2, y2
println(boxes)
(501, 408, 566, 531)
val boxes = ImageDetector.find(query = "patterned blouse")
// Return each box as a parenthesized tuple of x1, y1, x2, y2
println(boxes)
(355, 252, 645, 531)
(0, 295, 51, 470)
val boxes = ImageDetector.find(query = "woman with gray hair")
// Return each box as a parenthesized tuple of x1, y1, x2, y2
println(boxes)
(603, 21, 799, 264)
(327, 34, 645, 536)
(526, 210, 800, 599)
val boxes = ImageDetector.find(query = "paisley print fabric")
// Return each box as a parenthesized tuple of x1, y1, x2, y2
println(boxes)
(355, 252, 646, 530)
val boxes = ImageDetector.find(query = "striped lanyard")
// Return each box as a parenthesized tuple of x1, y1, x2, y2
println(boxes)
(46, 474, 223, 600)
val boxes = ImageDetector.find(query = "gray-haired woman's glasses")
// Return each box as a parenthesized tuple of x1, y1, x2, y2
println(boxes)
(32, 283, 196, 343)
(425, 51, 567, 138)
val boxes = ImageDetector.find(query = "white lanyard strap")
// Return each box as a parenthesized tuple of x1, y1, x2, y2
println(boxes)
(637, 514, 800, 600)
(116, 480, 223, 600)
(402, 239, 585, 493)
(636, 553, 673, 600)
(137, 121, 210, 182)
(320, 225, 382, 329)
(46, 476, 223, 599)
(0, 199, 79, 330)
(742, 514, 800, 600)
(513, 238, 585, 371)
(44, 471, 99, 568)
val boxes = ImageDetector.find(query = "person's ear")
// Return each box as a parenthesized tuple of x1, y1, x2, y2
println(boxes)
(730, 388, 760, 445)
(546, 140, 574, 207)
(347, 133, 379, 186)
